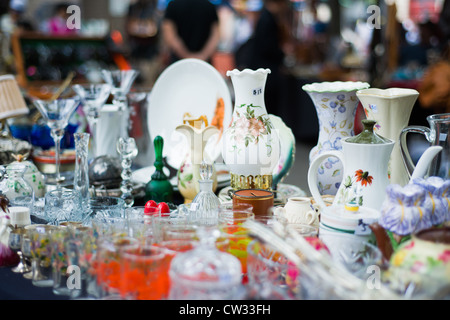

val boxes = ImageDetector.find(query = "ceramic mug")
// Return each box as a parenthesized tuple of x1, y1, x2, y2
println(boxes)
(274, 197, 319, 227)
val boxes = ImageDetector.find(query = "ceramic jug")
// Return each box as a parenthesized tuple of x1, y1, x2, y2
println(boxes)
(400, 113, 450, 180)
(303, 81, 370, 196)
(176, 114, 219, 203)
(308, 120, 395, 211)
(356, 88, 419, 186)
(274, 197, 319, 227)
(222, 68, 280, 191)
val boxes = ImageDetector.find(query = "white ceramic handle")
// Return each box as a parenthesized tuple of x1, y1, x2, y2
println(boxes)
(307, 150, 344, 210)
(305, 210, 317, 225)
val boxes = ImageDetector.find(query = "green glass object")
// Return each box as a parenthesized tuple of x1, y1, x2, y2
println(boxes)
(347, 119, 390, 144)
(145, 136, 173, 203)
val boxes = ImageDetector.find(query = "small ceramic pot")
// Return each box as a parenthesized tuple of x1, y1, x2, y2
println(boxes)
(388, 227, 450, 287)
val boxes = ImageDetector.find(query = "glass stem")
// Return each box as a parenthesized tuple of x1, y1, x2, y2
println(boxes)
(51, 130, 64, 186)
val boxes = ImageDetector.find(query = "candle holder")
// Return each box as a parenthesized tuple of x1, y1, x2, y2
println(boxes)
(231, 189, 274, 217)
(116, 137, 138, 207)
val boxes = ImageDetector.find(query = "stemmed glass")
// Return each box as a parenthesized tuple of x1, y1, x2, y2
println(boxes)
(101, 69, 139, 139)
(116, 137, 138, 207)
(72, 84, 111, 157)
(33, 98, 80, 186)
(8, 228, 31, 274)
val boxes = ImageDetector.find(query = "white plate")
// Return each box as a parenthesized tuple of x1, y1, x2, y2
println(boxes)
(147, 58, 232, 170)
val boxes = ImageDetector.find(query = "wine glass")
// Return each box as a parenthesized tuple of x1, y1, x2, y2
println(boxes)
(116, 137, 138, 207)
(72, 83, 111, 157)
(33, 98, 80, 186)
(8, 227, 31, 274)
(101, 69, 139, 139)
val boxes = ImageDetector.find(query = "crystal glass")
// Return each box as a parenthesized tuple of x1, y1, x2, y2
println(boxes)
(8, 227, 31, 274)
(44, 189, 83, 225)
(84, 196, 126, 224)
(218, 223, 253, 284)
(101, 69, 139, 139)
(247, 240, 299, 300)
(21, 234, 33, 280)
(116, 137, 138, 207)
(25, 224, 57, 287)
(33, 98, 80, 186)
(50, 226, 74, 296)
(95, 235, 139, 298)
(65, 226, 98, 299)
(125, 206, 153, 241)
(74, 133, 90, 213)
(168, 227, 244, 300)
(91, 216, 129, 239)
(72, 84, 111, 157)
(120, 245, 171, 300)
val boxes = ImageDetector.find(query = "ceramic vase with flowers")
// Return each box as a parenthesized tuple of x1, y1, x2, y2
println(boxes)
(303, 81, 370, 195)
(222, 68, 280, 191)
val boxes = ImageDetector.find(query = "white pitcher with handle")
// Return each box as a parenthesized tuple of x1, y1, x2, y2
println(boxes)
(308, 120, 443, 211)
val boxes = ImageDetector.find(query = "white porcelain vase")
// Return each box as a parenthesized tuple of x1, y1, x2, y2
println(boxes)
(356, 88, 419, 186)
(222, 68, 280, 190)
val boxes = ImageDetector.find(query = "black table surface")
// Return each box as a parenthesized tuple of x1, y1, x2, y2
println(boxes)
(0, 266, 69, 300)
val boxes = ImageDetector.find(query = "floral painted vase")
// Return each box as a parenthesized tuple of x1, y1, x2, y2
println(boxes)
(176, 115, 219, 203)
(222, 68, 280, 190)
(303, 81, 370, 195)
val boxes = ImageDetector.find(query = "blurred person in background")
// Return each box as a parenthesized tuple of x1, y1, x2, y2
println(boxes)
(126, 0, 163, 86)
(161, 0, 220, 64)
(236, 0, 293, 116)
(0, 0, 33, 73)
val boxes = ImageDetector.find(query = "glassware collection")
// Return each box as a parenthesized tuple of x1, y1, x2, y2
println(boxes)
(0, 62, 449, 301)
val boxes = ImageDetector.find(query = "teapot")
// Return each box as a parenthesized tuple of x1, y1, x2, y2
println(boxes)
(308, 120, 443, 211)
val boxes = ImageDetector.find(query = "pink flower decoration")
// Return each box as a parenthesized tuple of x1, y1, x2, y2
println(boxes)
(249, 118, 265, 138)
(438, 250, 450, 263)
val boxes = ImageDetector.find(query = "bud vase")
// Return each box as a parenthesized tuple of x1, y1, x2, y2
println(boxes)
(222, 68, 280, 190)
(303, 81, 370, 195)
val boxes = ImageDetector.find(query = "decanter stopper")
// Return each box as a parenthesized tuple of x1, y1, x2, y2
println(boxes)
(200, 160, 213, 181)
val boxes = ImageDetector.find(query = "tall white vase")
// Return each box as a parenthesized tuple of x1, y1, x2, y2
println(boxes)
(303, 81, 370, 196)
(356, 88, 419, 186)
(222, 68, 280, 190)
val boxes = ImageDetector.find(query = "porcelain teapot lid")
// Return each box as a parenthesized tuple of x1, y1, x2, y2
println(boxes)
(347, 119, 391, 144)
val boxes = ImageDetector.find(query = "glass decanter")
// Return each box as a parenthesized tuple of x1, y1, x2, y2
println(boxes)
(190, 161, 220, 226)
(168, 227, 244, 300)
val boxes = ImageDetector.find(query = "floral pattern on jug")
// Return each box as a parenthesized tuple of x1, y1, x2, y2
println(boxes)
(337, 169, 374, 206)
